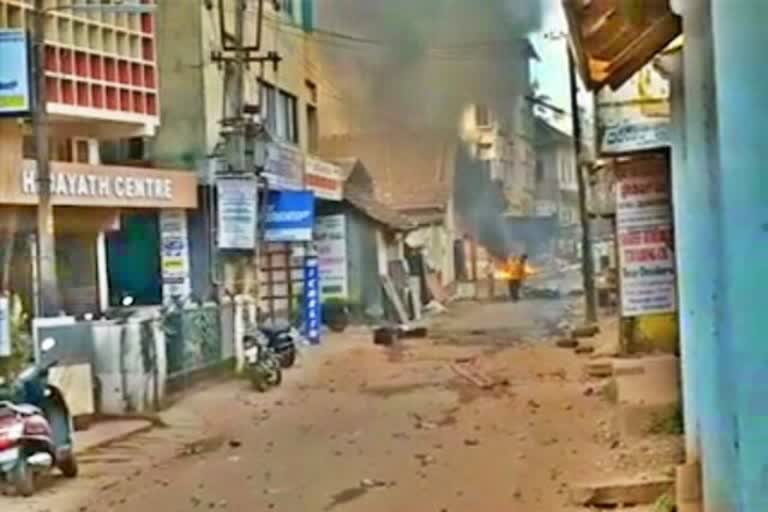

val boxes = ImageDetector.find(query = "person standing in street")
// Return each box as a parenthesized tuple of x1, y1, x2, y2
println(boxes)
(504, 254, 534, 302)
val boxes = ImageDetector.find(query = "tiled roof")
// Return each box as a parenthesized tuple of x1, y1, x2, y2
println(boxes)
(320, 130, 455, 212)
(344, 186, 415, 231)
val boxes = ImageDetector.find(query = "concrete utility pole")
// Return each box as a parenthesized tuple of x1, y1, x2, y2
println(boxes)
(32, 0, 60, 317)
(567, 48, 597, 324)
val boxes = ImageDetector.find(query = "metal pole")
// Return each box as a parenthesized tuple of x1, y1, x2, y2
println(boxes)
(32, 0, 60, 317)
(567, 47, 597, 324)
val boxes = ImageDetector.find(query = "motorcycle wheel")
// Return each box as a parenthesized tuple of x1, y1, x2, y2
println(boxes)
(11, 458, 35, 497)
(250, 369, 270, 393)
(59, 453, 79, 478)
(279, 348, 296, 369)
(268, 365, 282, 387)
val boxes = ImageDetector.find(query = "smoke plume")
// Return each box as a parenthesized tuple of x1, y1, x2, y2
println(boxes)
(313, 0, 542, 134)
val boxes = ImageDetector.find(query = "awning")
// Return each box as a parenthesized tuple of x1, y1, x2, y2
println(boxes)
(563, 0, 682, 91)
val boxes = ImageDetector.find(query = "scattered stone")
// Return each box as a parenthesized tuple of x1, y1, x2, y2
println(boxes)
(569, 477, 674, 507)
(464, 438, 480, 447)
(360, 478, 388, 489)
(228, 440, 242, 449)
(528, 399, 541, 409)
(556, 338, 578, 348)
(584, 386, 595, 396)
(575, 344, 595, 355)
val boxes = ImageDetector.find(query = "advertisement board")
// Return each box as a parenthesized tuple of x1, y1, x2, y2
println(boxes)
(315, 215, 348, 299)
(217, 177, 258, 250)
(264, 190, 315, 242)
(597, 63, 671, 156)
(160, 209, 191, 300)
(0, 29, 31, 117)
(264, 142, 304, 190)
(616, 156, 677, 316)
(306, 157, 343, 201)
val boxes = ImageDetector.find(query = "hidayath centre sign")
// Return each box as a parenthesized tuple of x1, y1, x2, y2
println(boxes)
(0, 29, 32, 117)
(264, 190, 315, 242)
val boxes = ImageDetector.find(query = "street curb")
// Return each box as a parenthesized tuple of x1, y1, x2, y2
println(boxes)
(75, 421, 155, 456)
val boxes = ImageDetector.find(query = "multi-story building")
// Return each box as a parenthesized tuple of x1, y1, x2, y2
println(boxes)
(0, 0, 198, 316)
(153, 0, 339, 319)
(534, 117, 582, 261)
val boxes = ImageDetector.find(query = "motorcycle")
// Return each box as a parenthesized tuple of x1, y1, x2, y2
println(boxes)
(0, 337, 78, 496)
(258, 320, 301, 369)
(243, 331, 282, 392)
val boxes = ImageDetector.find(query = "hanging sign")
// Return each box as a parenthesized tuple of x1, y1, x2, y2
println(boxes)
(0, 29, 32, 117)
(264, 142, 304, 190)
(159, 209, 191, 300)
(264, 190, 315, 242)
(217, 177, 258, 250)
(616, 156, 677, 316)
(303, 255, 321, 345)
(597, 63, 671, 155)
(315, 215, 348, 299)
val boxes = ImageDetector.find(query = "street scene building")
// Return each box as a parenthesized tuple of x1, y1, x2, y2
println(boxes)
(2, 1, 764, 511)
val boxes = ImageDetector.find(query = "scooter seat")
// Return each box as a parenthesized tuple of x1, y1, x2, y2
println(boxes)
(260, 320, 291, 335)
(0, 402, 42, 416)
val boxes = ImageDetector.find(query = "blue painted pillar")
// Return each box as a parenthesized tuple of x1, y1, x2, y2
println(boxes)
(674, 1, 740, 509)
(712, 1, 768, 509)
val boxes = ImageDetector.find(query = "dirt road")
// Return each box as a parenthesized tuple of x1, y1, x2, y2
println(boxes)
(3, 300, 676, 511)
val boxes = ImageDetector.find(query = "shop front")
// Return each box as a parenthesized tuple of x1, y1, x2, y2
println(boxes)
(0, 159, 198, 316)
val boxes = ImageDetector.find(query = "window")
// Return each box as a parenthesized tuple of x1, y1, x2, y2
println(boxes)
(260, 82, 298, 144)
(536, 159, 544, 184)
(475, 104, 491, 127)
(278, 0, 294, 18)
(307, 104, 319, 153)
(74, 139, 89, 163)
(260, 82, 277, 134)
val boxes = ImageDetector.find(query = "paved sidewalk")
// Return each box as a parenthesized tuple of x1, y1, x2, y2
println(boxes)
(75, 419, 154, 455)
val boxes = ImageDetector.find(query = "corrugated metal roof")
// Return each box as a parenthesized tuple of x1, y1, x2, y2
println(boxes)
(563, 0, 682, 91)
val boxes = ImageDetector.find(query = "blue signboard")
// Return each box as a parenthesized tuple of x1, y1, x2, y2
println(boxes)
(264, 190, 315, 242)
(0, 30, 32, 117)
(303, 256, 321, 345)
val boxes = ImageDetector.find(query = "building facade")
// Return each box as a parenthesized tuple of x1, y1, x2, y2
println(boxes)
(0, 0, 198, 316)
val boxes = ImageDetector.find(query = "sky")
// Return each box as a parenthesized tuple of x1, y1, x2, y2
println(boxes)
(530, 0, 591, 134)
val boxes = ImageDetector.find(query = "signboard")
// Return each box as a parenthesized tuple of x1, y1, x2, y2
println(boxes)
(10, 160, 198, 208)
(160, 209, 191, 300)
(264, 142, 304, 190)
(303, 255, 321, 345)
(0, 296, 10, 357)
(217, 177, 258, 250)
(315, 215, 348, 299)
(597, 62, 671, 155)
(616, 156, 677, 316)
(264, 190, 315, 242)
(306, 157, 343, 201)
(0, 30, 31, 116)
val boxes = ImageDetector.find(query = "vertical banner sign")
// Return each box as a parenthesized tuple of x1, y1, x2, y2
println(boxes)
(616, 157, 677, 316)
(160, 209, 191, 300)
(314, 215, 348, 300)
(0, 296, 10, 357)
(217, 178, 258, 250)
(303, 255, 321, 345)
(0, 29, 32, 116)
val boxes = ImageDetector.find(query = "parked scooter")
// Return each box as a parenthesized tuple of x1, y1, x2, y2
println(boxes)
(243, 330, 282, 392)
(0, 337, 77, 496)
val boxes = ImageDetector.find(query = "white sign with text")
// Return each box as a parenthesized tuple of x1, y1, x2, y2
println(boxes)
(314, 215, 349, 300)
(616, 160, 677, 316)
